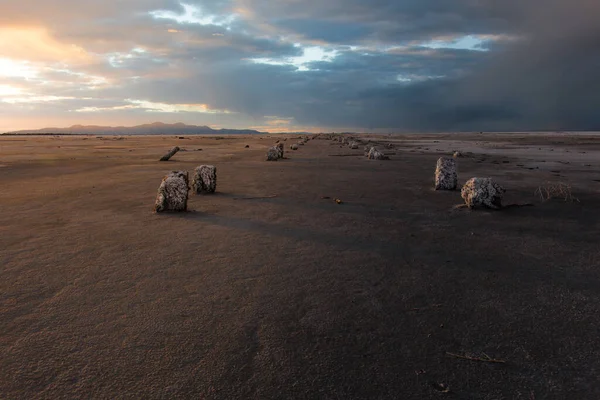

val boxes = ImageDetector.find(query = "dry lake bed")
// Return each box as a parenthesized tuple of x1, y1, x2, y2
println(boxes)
(1, 133, 600, 399)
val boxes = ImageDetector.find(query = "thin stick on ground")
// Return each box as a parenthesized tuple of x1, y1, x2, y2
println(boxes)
(446, 352, 506, 364)
(410, 304, 443, 311)
(452, 203, 534, 210)
(233, 195, 278, 200)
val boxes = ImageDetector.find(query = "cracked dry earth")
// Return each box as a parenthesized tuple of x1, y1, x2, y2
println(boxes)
(1, 133, 600, 399)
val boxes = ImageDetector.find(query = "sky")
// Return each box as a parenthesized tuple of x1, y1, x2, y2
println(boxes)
(1, 0, 599, 133)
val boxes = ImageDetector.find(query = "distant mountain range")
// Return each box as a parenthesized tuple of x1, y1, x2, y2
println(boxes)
(3, 122, 266, 135)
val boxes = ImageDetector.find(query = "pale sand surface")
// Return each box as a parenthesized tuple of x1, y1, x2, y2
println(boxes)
(1, 133, 600, 399)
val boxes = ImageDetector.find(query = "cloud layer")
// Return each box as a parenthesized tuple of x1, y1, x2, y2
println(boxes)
(1, 0, 599, 132)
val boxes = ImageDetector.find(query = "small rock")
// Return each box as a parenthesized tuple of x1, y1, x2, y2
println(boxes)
(155, 171, 189, 212)
(245, 145, 250, 148)
(349, 141, 359, 149)
(290, 144, 299, 150)
(453, 151, 463, 158)
(461, 178, 505, 209)
(435, 157, 457, 190)
(192, 165, 217, 194)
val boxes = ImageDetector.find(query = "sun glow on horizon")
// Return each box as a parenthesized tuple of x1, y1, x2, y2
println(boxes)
(0, 27, 91, 63)
(74, 99, 233, 114)
(0, 84, 24, 97)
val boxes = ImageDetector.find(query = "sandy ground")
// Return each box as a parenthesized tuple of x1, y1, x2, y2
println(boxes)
(1, 133, 600, 399)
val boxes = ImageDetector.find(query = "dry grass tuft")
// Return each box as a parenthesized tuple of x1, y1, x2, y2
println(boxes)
(535, 182, 580, 203)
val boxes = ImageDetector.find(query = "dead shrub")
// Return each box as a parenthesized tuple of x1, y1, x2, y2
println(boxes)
(535, 182, 579, 203)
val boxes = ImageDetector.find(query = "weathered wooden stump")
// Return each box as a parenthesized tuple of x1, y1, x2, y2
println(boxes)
(192, 165, 217, 194)
(435, 157, 458, 190)
(367, 147, 389, 160)
(159, 146, 180, 161)
(266, 146, 280, 161)
(154, 171, 189, 212)
(461, 178, 505, 209)
(276, 143, 284, 158)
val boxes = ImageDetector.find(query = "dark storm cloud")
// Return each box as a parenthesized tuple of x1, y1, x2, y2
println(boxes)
(237, 0, 600, 130)
(155, 0, 598, 131)
(270, 19, 373, 43)
(240, 0, 522, 42)
(2, 0, 599, 131)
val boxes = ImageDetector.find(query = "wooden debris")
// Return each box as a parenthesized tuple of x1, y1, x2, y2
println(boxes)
(154, 171, 189, 212)
(191, 165, 217, 194)
(446, 352, 506, 364)
(233, 195, 278, 200)
(159, 146, 180, 161)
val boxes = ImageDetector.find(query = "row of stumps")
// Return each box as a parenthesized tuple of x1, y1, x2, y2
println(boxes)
(266, 136, 310, 161)
(435, 156, 505, 209)
(154, 165, 217, 212)
(327, 133, 506, 210)
(200, 133, 504, 210)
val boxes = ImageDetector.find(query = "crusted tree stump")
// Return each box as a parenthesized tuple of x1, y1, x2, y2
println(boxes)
(461, 178, 506, 209)
(367, 147, 389, 160)
(155, 171, 189, 212)
(435, 157, 458, 190)
(276, 143, 284, 158)
(266, 146, 280, 161)
(192, 165, 217, 194)
(159, 146, 180, 161)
